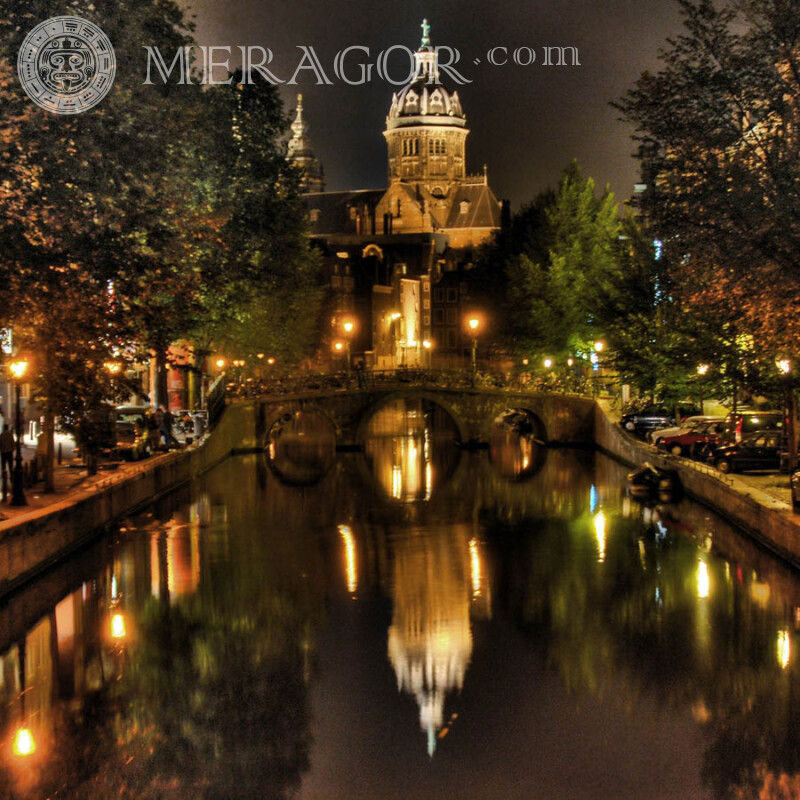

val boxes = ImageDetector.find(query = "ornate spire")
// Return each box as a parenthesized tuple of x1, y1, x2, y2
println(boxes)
(287, 94, 325, 193)
(288, 93, 307, 157)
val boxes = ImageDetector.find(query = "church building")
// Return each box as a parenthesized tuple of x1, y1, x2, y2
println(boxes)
(290, 21, 502, 368)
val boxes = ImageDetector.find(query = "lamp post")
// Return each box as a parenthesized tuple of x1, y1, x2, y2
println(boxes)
(697, 364, 710, 414)
(467, 317, 481, 387)
(592, 341, 605, 397)
(341, 318, 356, 375)
(9, 358, 28, 507)
(422, 339, 432, 369)
(777, 359, 796, 471)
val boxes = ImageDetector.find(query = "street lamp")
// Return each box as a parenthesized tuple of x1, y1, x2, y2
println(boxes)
(422, 339, 432, 369)
(9, 358, 28, 507)
(341, 318, 356, 374)
(777, 359, 796, 471)
(467, 316, 481, 386)
(697, 363, 710, 414)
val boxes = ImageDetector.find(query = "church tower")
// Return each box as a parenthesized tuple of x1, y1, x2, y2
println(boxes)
(384, 20, 468, 199)
(288, 94, 325, 193)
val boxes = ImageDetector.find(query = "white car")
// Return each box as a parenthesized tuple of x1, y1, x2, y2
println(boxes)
(648, 416, 722, 445)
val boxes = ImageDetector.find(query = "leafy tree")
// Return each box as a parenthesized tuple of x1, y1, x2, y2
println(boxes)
(616, 0, 800, 450)
(476, 162, 621, 362)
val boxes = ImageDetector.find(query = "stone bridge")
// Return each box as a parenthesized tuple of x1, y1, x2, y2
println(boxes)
(238, 386, 597, 449)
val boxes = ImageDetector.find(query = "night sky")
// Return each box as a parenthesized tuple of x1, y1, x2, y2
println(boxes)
(183, 0, 687, 209)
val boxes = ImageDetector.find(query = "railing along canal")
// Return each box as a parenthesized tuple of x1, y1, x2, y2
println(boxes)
(222, 368, 596, 401)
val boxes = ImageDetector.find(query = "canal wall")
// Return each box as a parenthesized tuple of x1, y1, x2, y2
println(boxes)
(594, 404, 800, 570)
(2, 396, 800, 600)
(0, 402, 254, 599)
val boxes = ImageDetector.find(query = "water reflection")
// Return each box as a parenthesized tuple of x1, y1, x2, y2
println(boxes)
(364, 399, 460, 503)
(3, 436, 800, 797)
(387, 524, 490, 756)
(489, 409, 547, 481)
(267, 411, 336, 486)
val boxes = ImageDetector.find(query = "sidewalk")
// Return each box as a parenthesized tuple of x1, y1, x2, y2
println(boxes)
(598, 397, 796, 509)
(0, 450, 170, 525)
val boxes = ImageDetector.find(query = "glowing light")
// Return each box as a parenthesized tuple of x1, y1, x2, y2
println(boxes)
(594, 341, 605, 353)
(543, 358, 553, 369)
(697, 364, 710, 376)
(12, 728, 35, 757)
(338, 524, 358, 594)
(392, 465, 402, 500)
(111, 613, 127, 640)
(422, 340, 432, 350)
(9, 359, 28, 380)
(469, 538, 482, 598)
(342, 320, 355, 334)
(697, 560, 710, 599)
(333, 341, 344, 352)
(215, 358, 225, 369)
(567, 357, 574, 367)
(777, 359, 792, 375)
(104, 361, 122, 374)
(778, 630, 791, 669)
(267, 357, 276, 365)
(468, 317, 480, 331)
(593, 510, 607, 563)
(589, 485, 598, 513)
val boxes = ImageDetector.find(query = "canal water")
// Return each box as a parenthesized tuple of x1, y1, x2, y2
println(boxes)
(1, 399, 800, 799)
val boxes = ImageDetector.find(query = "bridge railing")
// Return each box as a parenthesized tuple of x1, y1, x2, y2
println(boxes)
(224, 368, 597, 401)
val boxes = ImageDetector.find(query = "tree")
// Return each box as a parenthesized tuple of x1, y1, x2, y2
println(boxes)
(616, 0, 800, 453)
(476, 162, 621, 363)
(0, 0, 202, 478)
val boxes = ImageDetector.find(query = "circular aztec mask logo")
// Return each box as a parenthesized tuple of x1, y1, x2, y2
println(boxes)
(17, 16, 115, 114)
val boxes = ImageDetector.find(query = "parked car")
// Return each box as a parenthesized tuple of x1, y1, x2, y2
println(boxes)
(114, 405, 152, 461)
(620, 403, 703, 439)
(657, 418, 726, 457)
(719, 410, 784, 444)
(711, 430, 785, 473)
(649, 416, 721, 446)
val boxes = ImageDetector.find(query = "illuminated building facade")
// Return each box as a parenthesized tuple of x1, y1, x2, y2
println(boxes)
(291, 21, 502, 367)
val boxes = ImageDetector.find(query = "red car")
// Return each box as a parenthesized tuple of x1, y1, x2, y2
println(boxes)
(657, 419, 725, 458)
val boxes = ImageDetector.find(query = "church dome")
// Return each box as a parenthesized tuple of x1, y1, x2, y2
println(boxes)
(386, 21, 466, 131)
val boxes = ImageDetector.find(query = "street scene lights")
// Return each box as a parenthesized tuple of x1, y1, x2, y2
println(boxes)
(467, 317, 482, 386)
(341, 318, 356, 373)
(9, 358, 28, 507)
(422, 339, 432, 368)
(697, 363, 710, 413)
(777, 359, 796, 470)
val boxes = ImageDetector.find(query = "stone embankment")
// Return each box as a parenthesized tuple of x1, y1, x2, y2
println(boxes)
(0, 403, 253, 599)
(595, 405, 800, 569)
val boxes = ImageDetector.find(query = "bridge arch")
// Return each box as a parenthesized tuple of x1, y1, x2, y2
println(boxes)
(354, 389, 466, 445)
(490, 407, 547, 443)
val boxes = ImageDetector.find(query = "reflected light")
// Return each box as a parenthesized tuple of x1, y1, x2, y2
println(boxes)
(593, 510, 607, 563)
(338, 524, 358, 595)
(778, 630, 791, 669)
(469, 538, 482, 599)
(697, 560, 710, 599)
(111, 613, 127, 640)
(392, 465, 402, 500)
(12, 727, 35, 757)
